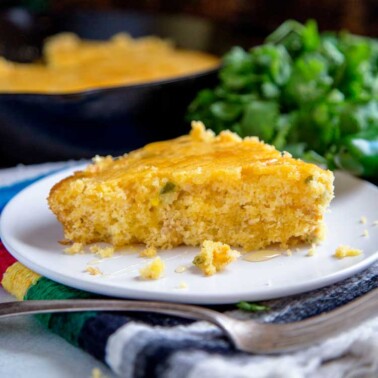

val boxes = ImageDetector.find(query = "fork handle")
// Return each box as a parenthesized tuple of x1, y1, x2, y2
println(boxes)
(0, 298, 233, 331)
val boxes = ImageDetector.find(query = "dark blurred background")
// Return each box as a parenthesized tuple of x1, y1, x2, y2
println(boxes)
(2, 0, 377, 61)
(11, 0, 377, 37)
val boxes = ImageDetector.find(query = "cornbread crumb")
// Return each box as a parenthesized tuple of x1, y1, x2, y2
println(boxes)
(193, 240, 240, 276)
(139, 247, 157, 258)
(91, 367, 105, 378)
(306, 245, 316, 257)
(362, 229, 369, 238)
(284, 249, 292, 256)
(89, 245, 115, 258)
(85, 266, 102, 276)
(360, 216, 367, 224)
(177, 281, 188, 289)
(64, 242, 84, 255)
(139, 257, 165, 280)
(334, 245, 362, 259)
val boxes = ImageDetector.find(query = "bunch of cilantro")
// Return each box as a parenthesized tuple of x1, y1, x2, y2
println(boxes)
(187, 20, 378, 178)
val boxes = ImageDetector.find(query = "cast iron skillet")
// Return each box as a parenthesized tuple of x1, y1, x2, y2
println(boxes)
(0, 9, 257, 165)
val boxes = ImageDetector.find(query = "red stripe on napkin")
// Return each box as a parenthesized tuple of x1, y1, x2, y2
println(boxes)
(0, 242, 17, 282)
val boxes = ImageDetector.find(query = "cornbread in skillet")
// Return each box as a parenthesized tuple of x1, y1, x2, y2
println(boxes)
(0, 33, 219, 93)
(48, 122, 334, 250)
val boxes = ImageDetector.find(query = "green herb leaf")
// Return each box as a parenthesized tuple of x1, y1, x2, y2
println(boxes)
(160, 182, 176, 194)
(240, 101, 279, 141)
(236, 301, 270, 312)
(186, 19, 378, 178)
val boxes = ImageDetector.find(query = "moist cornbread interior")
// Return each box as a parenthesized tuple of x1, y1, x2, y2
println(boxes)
(48, 122, 334, 250)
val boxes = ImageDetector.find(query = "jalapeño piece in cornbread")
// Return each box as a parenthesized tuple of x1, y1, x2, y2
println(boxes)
(48, 122, 334, 251)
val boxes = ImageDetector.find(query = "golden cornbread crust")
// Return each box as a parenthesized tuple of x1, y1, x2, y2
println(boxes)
(48, 122, 334, 251)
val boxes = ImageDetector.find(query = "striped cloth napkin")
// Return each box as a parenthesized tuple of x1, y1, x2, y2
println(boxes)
(0, 163, 377, 378)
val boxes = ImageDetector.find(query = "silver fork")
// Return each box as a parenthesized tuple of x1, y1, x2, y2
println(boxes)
(0, 288, 377, 354)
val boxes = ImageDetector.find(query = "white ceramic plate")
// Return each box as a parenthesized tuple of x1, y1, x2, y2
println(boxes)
(1, 167, 377, 304)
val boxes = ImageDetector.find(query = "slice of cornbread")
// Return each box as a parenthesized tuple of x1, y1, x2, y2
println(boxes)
(48, 122, 334, 251)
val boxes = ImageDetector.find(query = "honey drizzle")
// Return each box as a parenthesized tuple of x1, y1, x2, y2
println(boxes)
(243, 250, 281, 262)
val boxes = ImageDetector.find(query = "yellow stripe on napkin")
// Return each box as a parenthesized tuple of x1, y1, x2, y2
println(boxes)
(2, 262, 41, 300)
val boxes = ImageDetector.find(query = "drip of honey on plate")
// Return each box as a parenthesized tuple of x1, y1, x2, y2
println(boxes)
(243, 250, 281, 262)
(175, 265, 187, 273)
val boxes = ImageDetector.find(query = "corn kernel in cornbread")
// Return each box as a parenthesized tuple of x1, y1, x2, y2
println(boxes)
(139, 257, 165, 280)
(193, 240, 240, 276)
(334, 245, 362, 259)
(48, 122, 334, 251)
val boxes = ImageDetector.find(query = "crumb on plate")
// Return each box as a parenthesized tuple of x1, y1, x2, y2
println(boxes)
(333, 245, 362, 259)
(306, 244, 317, 257)
(91, 367, 105, 378)
(85, 266, 102, 276)
(177, 281, 188, 289)
(360, 216, 367, 224)
(139, 257, 165, 280)
(193, 240, 240, 276)
(362, 229, 369, 238)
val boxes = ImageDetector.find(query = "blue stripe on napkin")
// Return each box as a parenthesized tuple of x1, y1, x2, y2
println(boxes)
(0, 172, 58, 213)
